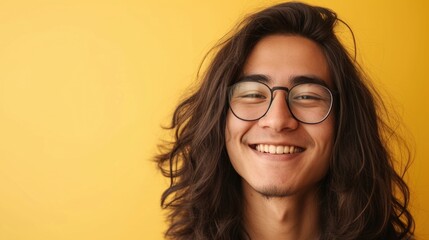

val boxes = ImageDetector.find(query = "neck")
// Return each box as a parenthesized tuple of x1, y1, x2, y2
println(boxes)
(242, 182, 322, 240)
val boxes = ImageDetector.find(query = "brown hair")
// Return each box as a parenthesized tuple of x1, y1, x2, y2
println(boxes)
(156, 2, 414, 239)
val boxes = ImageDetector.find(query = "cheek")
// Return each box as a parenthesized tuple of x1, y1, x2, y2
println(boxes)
(225, 111, 241, 142)
(225, 111, 252, 156)
(314, 115, 335, 156)
(324, 115, 335, 143)
(225, 112, 240, 151)
(304, 114, 335, 160)
(225, 112, 238, 169)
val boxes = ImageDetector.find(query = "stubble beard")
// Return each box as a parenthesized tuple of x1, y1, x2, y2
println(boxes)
(254, 185, 294, 199)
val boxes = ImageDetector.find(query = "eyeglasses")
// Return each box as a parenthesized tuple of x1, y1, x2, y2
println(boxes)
(228, 81, 334, 124)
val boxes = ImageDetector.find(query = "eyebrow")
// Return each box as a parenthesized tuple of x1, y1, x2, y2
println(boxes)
(238, 74, 270, 83)
(238, 74, 330, 88)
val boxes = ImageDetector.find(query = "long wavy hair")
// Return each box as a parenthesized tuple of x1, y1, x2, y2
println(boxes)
(156, 2, 414, 239)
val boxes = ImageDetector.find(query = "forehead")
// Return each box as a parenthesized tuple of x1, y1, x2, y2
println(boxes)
(243, 35, 332, 88)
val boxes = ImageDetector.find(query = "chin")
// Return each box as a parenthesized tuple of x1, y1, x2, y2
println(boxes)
(255, 185, 295, 198)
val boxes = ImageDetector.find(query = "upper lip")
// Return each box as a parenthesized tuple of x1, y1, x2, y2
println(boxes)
(249, 142, 305, 149)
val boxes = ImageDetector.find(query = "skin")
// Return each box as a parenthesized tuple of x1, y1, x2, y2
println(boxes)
(225, 35, 335, 239)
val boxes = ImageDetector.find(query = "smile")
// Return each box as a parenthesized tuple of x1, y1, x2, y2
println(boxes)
(254, 144, 304, 154)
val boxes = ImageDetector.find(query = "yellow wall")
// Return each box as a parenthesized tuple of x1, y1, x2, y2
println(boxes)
(0, 0, 427, 239)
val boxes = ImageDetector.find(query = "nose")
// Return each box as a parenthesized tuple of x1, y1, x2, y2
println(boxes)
(257, 91, 299, 131)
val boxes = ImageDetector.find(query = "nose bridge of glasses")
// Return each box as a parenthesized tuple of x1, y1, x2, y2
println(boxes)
(268, 86, 292, 114)
(271, 86, 289, 94)
(270, 86, 290, 102)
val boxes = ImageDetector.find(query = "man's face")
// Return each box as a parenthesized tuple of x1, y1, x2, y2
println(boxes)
(225, 35, 335, 198)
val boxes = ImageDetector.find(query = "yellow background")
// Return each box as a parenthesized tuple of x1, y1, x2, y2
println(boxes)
(0, 0, 427, 239)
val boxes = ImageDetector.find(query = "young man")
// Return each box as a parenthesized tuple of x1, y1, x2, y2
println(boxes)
(156, 2, 414, 239)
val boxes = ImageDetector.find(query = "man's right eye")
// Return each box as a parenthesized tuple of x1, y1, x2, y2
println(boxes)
(239, 93, 266, 99)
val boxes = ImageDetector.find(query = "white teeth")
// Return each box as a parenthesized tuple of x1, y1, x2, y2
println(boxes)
(269, 145, 276, 154)
(283, 146, 290, 154)
(254, 144, 302, 154)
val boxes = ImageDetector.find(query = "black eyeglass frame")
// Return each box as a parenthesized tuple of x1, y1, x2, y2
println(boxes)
(227, 80, 335, 124)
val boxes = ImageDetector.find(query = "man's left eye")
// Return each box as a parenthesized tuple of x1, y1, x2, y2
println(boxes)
(294, 95, 320, 100)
